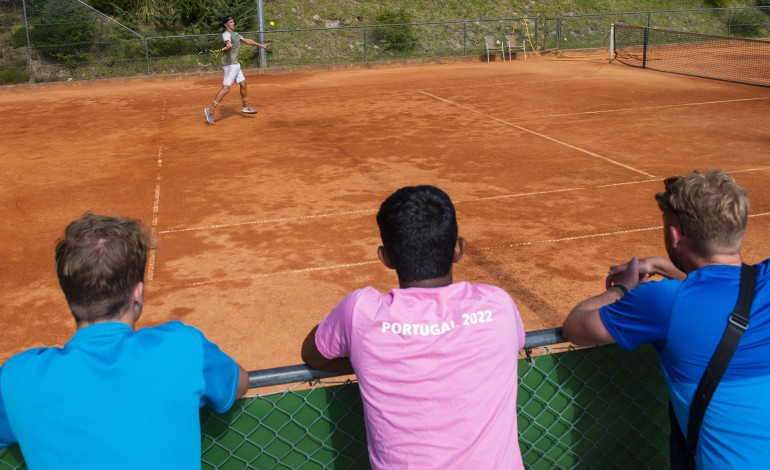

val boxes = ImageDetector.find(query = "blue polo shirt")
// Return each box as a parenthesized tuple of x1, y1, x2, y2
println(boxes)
(0, 321, 240, 469)
(600, 260, 770, 468)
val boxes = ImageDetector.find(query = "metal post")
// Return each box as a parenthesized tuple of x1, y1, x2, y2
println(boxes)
(463, 22, 467, 55)
(609, 23, 614, 62)
(256, 0, 266, 68)
(22, 0, 34, 83)
(144, 38, 150, 75)
(642, 26, 649, 69)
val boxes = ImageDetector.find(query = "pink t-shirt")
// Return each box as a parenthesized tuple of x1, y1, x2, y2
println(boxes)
(315, 281, 526, 469)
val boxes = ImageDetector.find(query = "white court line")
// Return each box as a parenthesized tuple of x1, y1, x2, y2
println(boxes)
(538, 96, 770, 119)
(146, 101, 167, 282)
(475, 211, 770, 251)
(159, 208, 378, 234)
(419, 90, 657, 178)
(157, 212, 770, 289)
(167, 260, 380, 289)
(157, 167, 770, 235)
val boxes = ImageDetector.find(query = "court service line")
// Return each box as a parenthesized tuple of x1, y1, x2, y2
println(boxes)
(158, 212, 770, 289)
(538, 96, 770, 119)
(157, 167, 770, 235)
(158, 208, 378, 234)
(474, 211, 770, 252)
(146, 100, 167, 282)
(418, 90, 657, 178)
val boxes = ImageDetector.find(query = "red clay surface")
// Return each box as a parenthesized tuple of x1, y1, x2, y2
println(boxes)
(2, 57, 770, 379)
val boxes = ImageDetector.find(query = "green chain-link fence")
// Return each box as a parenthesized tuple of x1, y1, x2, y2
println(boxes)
(0, 329, 670, 469)
(3, 0, 769, 85)
(542, 7, 770, 52)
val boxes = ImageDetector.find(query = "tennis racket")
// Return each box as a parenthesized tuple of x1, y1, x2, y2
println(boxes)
(196, 47, 226, 67)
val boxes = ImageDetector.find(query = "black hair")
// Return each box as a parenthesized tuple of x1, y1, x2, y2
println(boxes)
(376, 185, 458, 282)
(221, 15, 233, 26)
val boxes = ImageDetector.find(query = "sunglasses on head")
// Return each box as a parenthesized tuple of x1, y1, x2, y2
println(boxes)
(664, 176, 681, 191)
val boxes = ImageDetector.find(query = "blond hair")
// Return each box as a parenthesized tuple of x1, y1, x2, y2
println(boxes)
(656, 170, 749, 256)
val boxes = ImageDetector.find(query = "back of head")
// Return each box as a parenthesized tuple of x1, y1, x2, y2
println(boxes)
(55, 213, 150, 324)
(655, 169, 749, 256)
(376, 185, 458, 282)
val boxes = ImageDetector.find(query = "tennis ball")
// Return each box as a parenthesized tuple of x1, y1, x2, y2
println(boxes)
(269, 21, 275, 26)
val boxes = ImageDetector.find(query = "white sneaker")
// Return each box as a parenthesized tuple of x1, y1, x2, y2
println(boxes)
(241, 106, 258, 114)
(204, 107, 215, 125)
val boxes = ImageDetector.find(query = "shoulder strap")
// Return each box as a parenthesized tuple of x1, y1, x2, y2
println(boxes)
(686, 263, 758, 457)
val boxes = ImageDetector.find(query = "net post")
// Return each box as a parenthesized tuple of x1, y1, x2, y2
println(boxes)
(609, 23, 615, 63)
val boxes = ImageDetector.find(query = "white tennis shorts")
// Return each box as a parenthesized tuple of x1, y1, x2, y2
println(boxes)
(222, 63, 245, 86)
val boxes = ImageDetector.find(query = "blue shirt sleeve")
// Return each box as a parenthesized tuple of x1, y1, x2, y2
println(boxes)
(198, 334, 240, 414)
(0, 367, 16, 448)
(600, 278, 682, 351)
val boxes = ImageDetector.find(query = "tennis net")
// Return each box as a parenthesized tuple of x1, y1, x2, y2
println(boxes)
(611, 24, 770, 87)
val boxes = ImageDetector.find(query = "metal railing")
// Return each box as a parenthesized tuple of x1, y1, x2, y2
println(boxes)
(0, 328, 671, 469)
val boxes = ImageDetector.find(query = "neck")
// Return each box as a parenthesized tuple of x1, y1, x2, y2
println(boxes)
(398, 272, 453, 289)
(75, 307, 139, 332)
(682, 252, 742, 272)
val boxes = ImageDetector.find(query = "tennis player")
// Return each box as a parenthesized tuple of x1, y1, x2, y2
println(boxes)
(204, 15, 270, 125)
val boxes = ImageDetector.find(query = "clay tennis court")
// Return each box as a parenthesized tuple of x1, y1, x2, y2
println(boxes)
(2, 57, 770, 376)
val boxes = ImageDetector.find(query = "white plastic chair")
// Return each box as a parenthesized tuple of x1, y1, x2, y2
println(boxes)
(484, 36, 506, 62)
(505, 34, 526, 60)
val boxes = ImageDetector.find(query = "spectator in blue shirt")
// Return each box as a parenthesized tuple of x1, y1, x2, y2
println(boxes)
(0, 213, 249, 470)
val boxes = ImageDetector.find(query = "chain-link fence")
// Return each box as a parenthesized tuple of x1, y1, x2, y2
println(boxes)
(542, 7, 770, 52)
(0, 329, 670, 469)
(3, 0, 769, 85)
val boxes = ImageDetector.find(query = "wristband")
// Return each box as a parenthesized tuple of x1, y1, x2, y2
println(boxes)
(610, 284, 629, 295)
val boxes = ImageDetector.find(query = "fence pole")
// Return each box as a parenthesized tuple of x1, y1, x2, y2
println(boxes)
(144, 38, 150, 75)
(609, 23, 615, 62)
(257, 0, 267, 68)
(21, 0, 34, 83)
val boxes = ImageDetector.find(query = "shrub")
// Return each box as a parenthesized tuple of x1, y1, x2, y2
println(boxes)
(370, 9, 418, 52)
(728, 8, 769, 36)
(29, 0, 97, 68)
(705, 0, 731, 7)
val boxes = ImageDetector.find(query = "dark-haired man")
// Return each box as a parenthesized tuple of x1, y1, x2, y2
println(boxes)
(302, 185, 526, 469)
(0, 213, 248, 469)
(562, 170, 770, 467)
(204, 15, 270, 125)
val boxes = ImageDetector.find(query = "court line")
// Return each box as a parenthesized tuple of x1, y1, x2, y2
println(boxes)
(474, 211, 770, 252)
(418, 90, 657, 178)
(537, 96, 770, 119)
(154, 211, 770, 290)
(157, 167, 770, 235)
(146, 100, 167, 282)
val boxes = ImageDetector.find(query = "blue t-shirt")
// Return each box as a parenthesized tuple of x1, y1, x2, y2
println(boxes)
(0, 321, 240, 470)
(600, 260, 770, 468)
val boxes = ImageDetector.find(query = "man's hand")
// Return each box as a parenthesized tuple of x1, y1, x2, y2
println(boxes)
(606, 256, 646, 290)
(605, 256, 685, 289)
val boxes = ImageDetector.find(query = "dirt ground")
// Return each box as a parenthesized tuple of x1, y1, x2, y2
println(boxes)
(2, 56, 769, 379)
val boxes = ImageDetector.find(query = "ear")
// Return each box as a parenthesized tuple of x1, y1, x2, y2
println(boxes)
(453, 237, 467, 264)
(377, 246, 396, 270)
(131, 282, 144, 320)
(668, 223, 684, 248)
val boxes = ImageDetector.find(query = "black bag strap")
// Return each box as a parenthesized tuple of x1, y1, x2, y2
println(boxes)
(685, 263, 758, 458)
